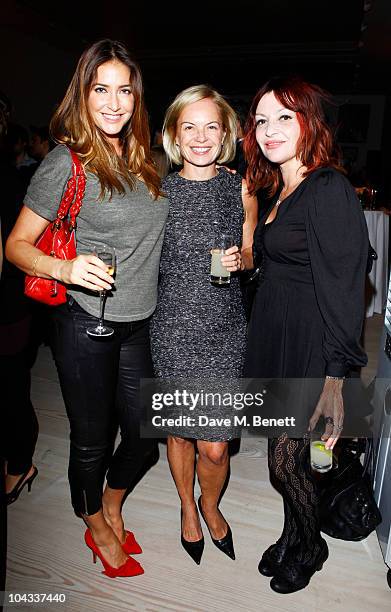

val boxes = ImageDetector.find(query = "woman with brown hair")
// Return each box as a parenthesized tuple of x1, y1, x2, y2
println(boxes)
(243, 76, 368, 593)
(6, 39, 168, 578)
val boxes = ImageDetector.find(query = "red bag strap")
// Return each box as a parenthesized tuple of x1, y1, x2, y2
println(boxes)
(54, 148, 86, 227)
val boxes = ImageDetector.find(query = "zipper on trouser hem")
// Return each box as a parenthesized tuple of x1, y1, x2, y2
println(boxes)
(83, 489, 89, 515)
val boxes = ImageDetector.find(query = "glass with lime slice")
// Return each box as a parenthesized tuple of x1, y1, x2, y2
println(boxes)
(310, 439, 332, 472)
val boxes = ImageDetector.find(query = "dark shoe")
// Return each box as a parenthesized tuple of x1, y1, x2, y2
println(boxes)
(180, 510, 204, 565)
(270, 539, 329, 594)
(5, 466, 38, 506)
(258, 543, 289, 577)
(198, 496, 235, 561)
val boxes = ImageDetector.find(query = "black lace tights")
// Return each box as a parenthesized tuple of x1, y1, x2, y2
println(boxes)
(268, 433, 321, 563)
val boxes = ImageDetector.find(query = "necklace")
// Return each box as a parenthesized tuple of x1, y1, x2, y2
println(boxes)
(276, 178, 304, 208)
(266, 177, 304, 225)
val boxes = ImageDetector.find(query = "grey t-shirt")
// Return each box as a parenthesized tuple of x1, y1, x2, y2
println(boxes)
(25, 145, 168, 321)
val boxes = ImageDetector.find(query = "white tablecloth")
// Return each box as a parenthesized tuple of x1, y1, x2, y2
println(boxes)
(365, 211, 389, 317)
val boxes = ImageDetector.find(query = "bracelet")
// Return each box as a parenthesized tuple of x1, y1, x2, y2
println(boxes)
(325, 375, 345, 381)
(32, 255, 42, 277)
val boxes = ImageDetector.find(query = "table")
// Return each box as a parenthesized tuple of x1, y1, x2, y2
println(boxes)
(365, 211, 389, 317)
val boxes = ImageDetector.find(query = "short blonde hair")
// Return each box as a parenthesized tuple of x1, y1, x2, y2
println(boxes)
(163, 85, 238, 166)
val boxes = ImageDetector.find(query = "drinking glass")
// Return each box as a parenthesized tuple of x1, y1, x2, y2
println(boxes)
(210, 233, 234, 286)
(310, 433, 333, 473)
(86, 245, 116, 337)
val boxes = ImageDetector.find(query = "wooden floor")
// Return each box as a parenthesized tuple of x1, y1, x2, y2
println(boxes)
(5, 314, 390, 611)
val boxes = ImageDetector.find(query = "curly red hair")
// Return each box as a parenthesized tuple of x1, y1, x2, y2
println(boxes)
(243, 76, 343, 196)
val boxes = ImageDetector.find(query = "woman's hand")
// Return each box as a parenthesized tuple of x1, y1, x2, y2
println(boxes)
(216, 165, 236, 174)
(221, 245, 242, 272)
(308, 378, 344, 450)
(56, 253, 114, 291)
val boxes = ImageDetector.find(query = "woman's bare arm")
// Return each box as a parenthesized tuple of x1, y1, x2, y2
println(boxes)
(6, 206, 56, 278)
(6, 205, 113, 291)
(241, 179, 258, 270)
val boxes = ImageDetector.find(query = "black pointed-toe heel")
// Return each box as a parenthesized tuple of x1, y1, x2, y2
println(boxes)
(198, 496, 235, 561)
(180, 510, 204, 565)
(5, 466, 38, 506)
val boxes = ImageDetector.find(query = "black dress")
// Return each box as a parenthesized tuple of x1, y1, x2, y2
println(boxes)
(244, 167, 369, 569)
(245, 167, 368, 381)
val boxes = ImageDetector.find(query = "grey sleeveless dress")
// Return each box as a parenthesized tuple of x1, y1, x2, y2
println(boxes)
(150, 169, 247, 441)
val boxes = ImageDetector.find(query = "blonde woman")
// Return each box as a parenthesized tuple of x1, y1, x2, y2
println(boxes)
(150, 85, 258, 564)
(6, 39, 168, 578)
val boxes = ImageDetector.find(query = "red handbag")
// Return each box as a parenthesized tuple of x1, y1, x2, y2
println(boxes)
(24, 148, 86, 305)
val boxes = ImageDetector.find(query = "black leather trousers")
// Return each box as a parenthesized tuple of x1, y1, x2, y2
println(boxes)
(50, 297, 156, 515)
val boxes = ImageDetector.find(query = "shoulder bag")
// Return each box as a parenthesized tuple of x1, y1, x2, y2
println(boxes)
(24, 148, 86, 306)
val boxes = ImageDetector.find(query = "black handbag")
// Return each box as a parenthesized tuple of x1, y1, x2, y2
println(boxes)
(319, 438, 382, 541)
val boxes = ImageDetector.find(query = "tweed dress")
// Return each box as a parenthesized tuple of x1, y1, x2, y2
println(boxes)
(150, 169, 247, 441)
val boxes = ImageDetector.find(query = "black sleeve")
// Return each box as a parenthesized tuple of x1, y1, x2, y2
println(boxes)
(306, 169, 368, 377)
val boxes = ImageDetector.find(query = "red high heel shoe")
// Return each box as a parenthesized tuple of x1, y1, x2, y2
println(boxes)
(84, 529, 144, 578)
(122, 531, 142, 555)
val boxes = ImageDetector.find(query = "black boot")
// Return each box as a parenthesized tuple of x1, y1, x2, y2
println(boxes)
(270, 539, 329, 594)
(258, 542, 290, 577)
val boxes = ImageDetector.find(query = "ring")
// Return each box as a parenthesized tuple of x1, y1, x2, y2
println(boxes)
(325, 416, 334, 425)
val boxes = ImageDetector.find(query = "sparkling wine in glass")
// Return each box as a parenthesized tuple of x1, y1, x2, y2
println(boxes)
(86, 245, 116, 337)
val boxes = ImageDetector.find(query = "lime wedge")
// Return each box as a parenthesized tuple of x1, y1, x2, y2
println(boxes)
(312, 442, 332, 457)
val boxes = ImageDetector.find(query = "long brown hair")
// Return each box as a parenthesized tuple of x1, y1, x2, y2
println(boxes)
(51, 39, 161, 199)
(243, 76, 343, 197)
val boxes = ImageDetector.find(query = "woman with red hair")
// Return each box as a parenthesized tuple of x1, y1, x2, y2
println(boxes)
(243, 76, 368, 593)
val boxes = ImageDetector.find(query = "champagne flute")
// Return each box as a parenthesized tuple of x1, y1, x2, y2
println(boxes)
(86, 245, 116, 337)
